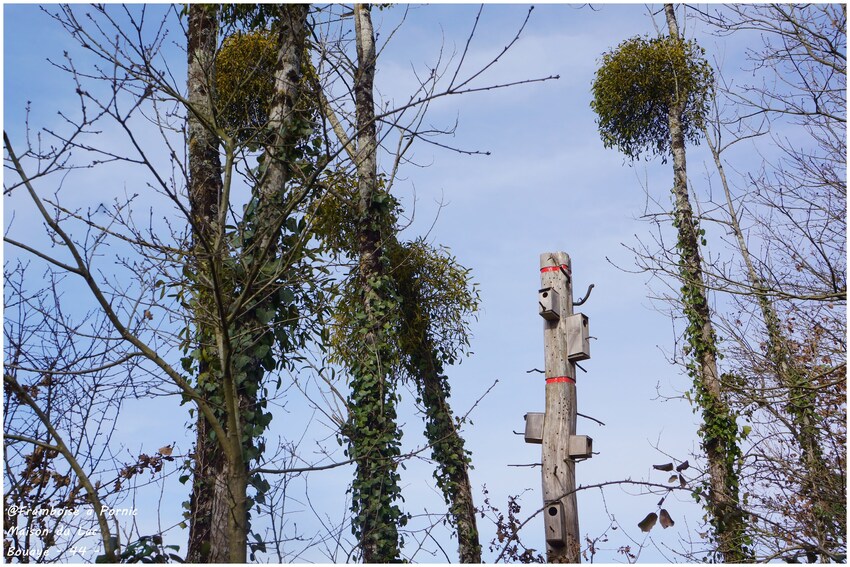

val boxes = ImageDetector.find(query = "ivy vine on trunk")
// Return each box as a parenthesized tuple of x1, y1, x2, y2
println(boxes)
(344, 4, 404, 561)
(310, 52, 483, 561)
(590, 4, 751, 561)
(393, 240, 482, 563)
(184, 4, 312, 562)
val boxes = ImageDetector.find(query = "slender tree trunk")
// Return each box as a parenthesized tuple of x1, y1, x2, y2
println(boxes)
(185, 5, 232, 563)
(353, 4, 382, 288)
(414, 339, 481, 562)
(705, 133, 842, 558)
(392, 247, 481, 563)
(254, 5, 310, 251)
(664, 5, 750, 562)
(347, 4, 403, 562)
(313, 49, 479, 560)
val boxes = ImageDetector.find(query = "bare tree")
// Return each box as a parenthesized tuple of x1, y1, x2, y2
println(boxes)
(694, 4, 846, 561)
(3, 264, 128, 561)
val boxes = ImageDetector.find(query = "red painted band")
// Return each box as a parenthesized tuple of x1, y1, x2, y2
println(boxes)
(546, 376, 575, 384)
(540, 264, 570, 274)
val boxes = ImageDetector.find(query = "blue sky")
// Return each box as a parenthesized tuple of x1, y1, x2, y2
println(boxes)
(4, 3, 782, 563)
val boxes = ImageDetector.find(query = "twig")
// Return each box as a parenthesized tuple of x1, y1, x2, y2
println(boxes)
(577, 412, 606, 427)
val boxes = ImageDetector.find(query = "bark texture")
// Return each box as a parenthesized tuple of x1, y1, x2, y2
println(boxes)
(254, 4, 310, 245)
(665, 5, 750, 562)
(354, 4, 382, 287)
(185, 5, 230, 563)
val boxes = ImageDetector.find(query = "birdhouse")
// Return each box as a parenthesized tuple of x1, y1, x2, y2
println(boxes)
(538, 287, 561, 321)
(566, 313, 590, 360)
(569, 435, 593, 459)
(544, 501, 567, 545)
(524, 412, 544, 444)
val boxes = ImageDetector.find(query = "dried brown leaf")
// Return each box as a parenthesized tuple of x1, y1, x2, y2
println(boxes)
(659, 508, 675, 528)
(653, 463, 674, 471)
(637, 512, 658, 532)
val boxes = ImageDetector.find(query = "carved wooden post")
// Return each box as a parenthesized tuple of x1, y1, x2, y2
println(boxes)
(527, 251, 593, 563)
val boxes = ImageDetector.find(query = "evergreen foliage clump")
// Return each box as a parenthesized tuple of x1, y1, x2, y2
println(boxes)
(215, 30, 278, 141)
(590, 35, 713, 160)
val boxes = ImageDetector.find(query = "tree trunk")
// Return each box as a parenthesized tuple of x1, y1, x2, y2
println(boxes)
(347, 4, 403, 562)
(185, 5, 233, 563)
(394, 257, 481, 562)
(705, 133, 842, 559)
(254, 4, 310, 253)
(664, 5, 750, 562)
(186, 6, 310, 563)
(416, 344, 481, 563)
(312, 32, 479, 559)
